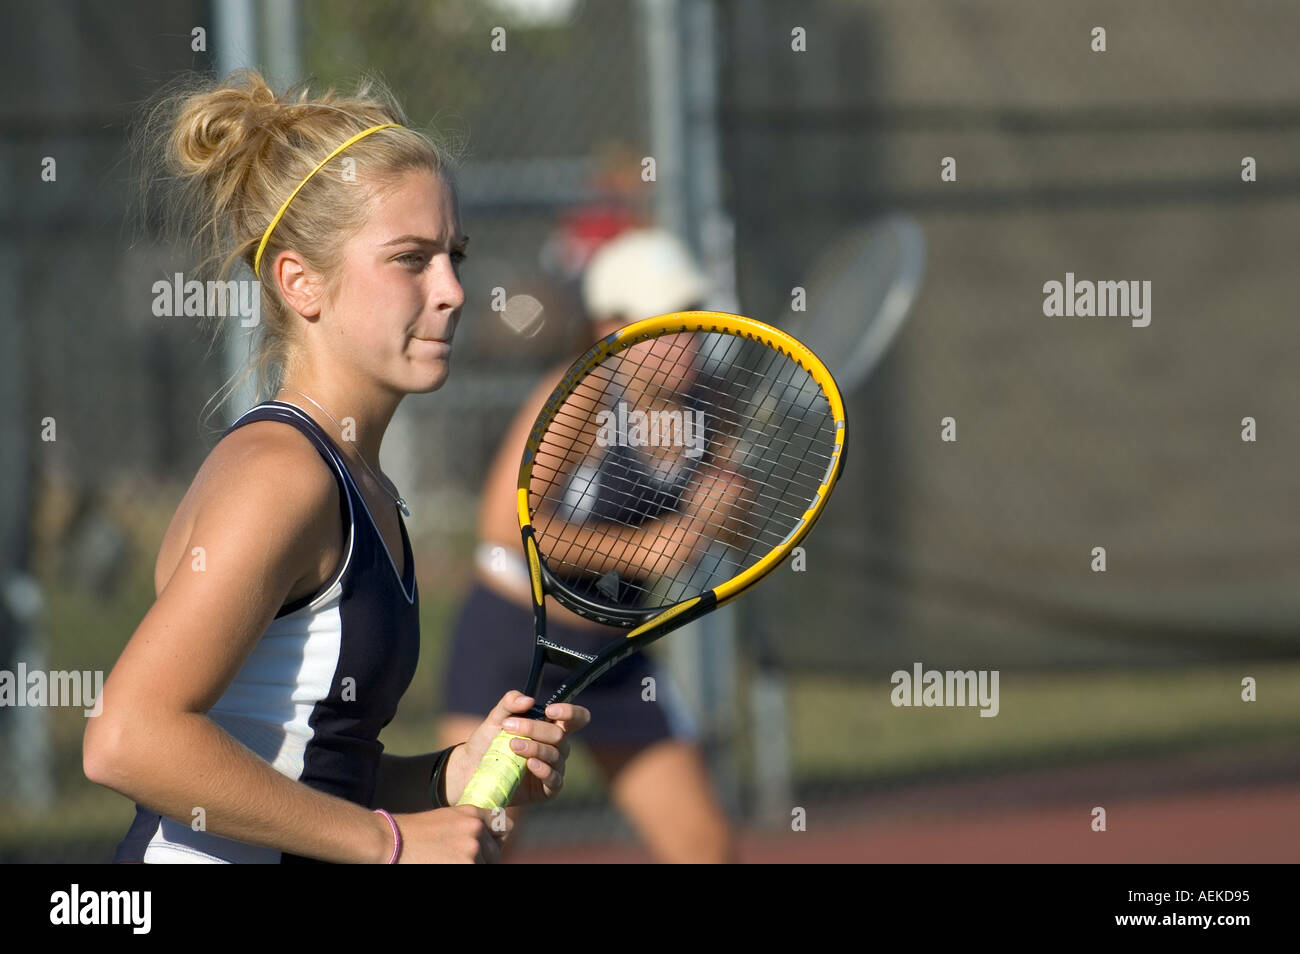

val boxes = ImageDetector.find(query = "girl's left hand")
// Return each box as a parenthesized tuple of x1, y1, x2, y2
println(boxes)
(446, 691, 591, 807)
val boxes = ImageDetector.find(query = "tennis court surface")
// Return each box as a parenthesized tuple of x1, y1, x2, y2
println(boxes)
(513, 747, 1300, 863)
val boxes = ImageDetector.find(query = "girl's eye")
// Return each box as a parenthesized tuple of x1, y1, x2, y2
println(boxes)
(396, 251, 467, 269)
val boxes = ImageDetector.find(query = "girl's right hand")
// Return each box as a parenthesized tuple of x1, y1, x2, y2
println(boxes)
(392, 805, 512, 864)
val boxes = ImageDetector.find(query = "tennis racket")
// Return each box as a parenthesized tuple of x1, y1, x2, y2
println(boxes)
(784, 214, 926, 394)
(456, 310, 847, 810)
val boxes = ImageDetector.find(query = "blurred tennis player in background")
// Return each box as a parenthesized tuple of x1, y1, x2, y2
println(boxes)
(439, 228, 735, 863)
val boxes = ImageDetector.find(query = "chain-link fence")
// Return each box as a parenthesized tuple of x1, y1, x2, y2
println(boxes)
(728, 0, 1300, 675)
(720, 0, 1300, 819)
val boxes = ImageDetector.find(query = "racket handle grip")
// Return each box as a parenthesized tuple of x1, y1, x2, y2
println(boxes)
(455, 731, 528, 810)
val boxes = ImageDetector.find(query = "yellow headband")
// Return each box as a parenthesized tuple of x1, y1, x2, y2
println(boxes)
(253, 122, 402, 278)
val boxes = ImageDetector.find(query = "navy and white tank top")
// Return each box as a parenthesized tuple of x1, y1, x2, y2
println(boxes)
(112, 401, 420, 864)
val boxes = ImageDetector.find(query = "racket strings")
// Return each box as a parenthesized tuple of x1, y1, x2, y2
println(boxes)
(571, 334, 831, 541)
(543, 337, 836, 477)
(535, 336, 829, 592)
(543, 387, 834, 489)
(533, 463, 807, 584)
(545, 333, 812, 522)
(530, 328, 837, 609)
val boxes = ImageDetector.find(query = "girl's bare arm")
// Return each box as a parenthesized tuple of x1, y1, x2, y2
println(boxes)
(83, 426, 397, 863)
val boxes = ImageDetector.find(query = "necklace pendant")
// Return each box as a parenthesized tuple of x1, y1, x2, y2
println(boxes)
(397, 498, 411, 519)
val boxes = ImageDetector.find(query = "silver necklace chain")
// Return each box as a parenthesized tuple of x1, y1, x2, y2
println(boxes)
(276, 387, 411, 518)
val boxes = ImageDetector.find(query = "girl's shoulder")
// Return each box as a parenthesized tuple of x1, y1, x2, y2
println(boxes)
(152, 420, 342, 599)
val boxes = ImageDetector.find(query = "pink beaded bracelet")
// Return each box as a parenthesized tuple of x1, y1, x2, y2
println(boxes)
(373, 809, 402, 864)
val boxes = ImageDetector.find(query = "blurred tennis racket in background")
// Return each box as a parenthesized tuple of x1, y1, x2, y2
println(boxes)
(736, 215, 924, 820)
(785, 213, 926, 394)
(457, 311, 846, 810)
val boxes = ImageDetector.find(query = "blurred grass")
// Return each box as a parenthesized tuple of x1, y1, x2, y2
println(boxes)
(785, 661, 1300, 786)
(4, 487, 1300, 858)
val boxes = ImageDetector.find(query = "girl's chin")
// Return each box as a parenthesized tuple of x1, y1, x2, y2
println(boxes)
(405, 362, 452, 394)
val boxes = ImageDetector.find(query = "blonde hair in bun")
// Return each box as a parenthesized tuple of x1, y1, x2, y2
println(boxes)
(135, 69, 462, 413)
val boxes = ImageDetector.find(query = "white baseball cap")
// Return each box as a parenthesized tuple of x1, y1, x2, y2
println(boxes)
(581, 228, 710, 321)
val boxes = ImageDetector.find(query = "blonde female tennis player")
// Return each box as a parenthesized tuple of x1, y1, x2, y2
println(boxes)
(82, 71, 588, 863)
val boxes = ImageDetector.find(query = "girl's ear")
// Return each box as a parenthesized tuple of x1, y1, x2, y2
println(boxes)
(272, 250, 325, 319)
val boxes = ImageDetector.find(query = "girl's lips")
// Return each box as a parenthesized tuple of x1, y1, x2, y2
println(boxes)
(412, 336, 453, 357)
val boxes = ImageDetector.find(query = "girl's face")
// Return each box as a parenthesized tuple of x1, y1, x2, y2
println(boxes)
(324, 168, 467, 395)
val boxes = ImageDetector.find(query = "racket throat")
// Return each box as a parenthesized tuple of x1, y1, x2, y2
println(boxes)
(538, 639, 598, 669)
(521, 640, 598, 715)
(519, 641, 597, 721)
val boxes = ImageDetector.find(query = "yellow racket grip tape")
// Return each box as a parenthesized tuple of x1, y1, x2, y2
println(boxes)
(455, 731, 529, 810)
